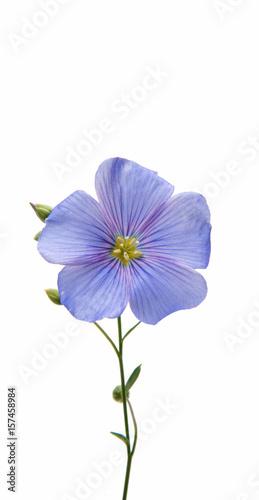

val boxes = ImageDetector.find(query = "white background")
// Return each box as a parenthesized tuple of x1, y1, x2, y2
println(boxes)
(1, 1, 259, 499)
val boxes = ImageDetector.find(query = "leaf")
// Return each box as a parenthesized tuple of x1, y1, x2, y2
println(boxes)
(125, 364, 141, 393)
(110, 432, 129, 447)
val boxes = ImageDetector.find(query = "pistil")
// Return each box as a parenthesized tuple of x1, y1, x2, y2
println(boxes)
(112, 235, 143, 265)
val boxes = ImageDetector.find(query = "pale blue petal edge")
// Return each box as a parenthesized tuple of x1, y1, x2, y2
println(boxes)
(129, 255, 208, 325)
(38, 190, 114, 265)
(140, 192, 211, 269)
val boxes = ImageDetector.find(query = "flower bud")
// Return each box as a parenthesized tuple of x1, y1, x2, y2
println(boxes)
(112, 385, 130, 403)
(34, 231, 41, 241)
(30, 203, 53, 222)
(45, 288, 61, 305)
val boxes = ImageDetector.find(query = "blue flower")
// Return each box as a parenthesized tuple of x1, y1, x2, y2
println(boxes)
(38, 158, 211, 325)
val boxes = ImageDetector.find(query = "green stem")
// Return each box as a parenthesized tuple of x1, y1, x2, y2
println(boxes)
(122, 321, 141, 342)
(94, 322, 119, 358)
(117, 317, 132, 500)
(95, 318, 140, 499)
(127, 399, 138, 456)
(117, 317, 130, 446)
(122, 454, 132, 500)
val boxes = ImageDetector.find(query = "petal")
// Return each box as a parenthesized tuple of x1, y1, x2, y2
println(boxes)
(95, 158, 174, 236)
(58, 257, 130, 322)
(140, 192, 211, 269)
(129, 256, 208, 325)
(38, 190, 114, 265)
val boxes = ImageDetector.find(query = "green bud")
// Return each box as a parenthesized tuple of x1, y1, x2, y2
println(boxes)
(30, 203, 53, 222)
(45, 288, 61, 305)
(112, 385, 130, 403)
(34, 231, 41, 241)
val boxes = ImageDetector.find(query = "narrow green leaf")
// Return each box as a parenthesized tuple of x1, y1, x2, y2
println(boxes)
(110, 432, 129, 447)
(34, 231, 41, 241)
(45, 288, 61, 305)
(125, 364, 141, 393)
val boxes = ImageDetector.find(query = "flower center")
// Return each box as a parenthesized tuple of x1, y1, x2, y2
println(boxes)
(111, 236, 143, 265)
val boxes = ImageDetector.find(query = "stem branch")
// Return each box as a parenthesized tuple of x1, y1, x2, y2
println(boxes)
(94, 322, 119, 358)
(122, 321, 141, 342)
(127, 399, 138, 456)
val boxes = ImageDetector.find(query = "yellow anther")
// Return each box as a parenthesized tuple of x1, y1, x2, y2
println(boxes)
(123, 252, 130, 262)
(127, 237, 137, 248)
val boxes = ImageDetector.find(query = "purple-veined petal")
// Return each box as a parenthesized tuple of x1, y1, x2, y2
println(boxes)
(95, 158, 174, 236)
(58, 257, 130, 322)
(129, 255, 208, 325)
(38, 190, 114, 265)
(140, 192, 211, 269)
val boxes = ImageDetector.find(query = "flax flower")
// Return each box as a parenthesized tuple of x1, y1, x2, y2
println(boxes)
(38, 158, 211, 324)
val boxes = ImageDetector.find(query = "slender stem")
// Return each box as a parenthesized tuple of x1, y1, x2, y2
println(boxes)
(117, 317, 133, 500)
(94, 322, 119, 358)
(117, 317, 130, 446)
(127, 399, 138, 456)
(122, 454, 132, 500)
(95, 318, 138, 499)
(122, 321, 141, 342)
(121, 399, 138, 499)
